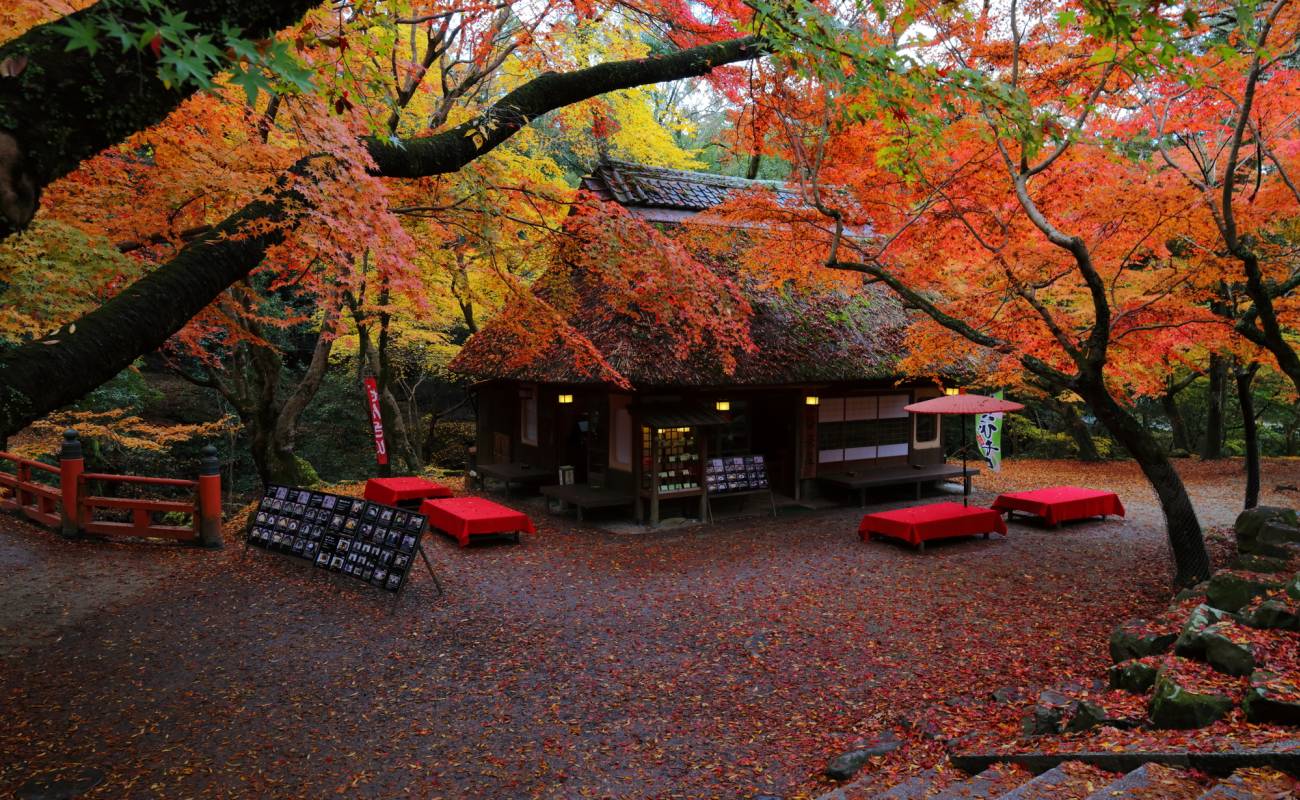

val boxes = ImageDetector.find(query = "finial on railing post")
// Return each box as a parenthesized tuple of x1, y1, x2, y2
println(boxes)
(196, 444, 223, 549)
(59, 429, 83, 539)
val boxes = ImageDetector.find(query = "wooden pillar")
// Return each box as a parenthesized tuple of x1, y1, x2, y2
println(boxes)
(59, 428, 83, 540)
(197, 445, 224, 548)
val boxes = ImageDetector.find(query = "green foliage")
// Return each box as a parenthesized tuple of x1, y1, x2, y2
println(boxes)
(52, 0, 313, 102)
(425, 419, 474, 470)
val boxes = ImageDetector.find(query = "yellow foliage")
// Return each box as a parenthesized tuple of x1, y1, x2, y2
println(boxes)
(12, 409, 237, 461)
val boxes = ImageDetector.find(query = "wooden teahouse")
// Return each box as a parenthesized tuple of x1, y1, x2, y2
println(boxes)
(451, 160, 968, 524)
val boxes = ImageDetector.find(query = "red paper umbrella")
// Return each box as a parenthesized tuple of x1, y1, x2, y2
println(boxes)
(903, 393, 1025, 415)
(905, 393, 1024, 505)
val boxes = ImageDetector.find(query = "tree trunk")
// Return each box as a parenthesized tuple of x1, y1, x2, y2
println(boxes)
(1079, 381, 1209, 586)
(1203, 354, 1227, 459)
(1055, 398, 1100, 461)
(1161, 382, 1193, 454)
(1236, 362, 1261, 510)
(0, 36, 766, 439)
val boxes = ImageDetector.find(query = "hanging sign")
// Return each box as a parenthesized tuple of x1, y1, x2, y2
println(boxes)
(976, 390, 1005, 471)
(363, 376, 388, 465)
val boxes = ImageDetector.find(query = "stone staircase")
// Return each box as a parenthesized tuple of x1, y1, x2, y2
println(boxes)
(815, 760, 1296, 800)
(810, 506, 1300, 800)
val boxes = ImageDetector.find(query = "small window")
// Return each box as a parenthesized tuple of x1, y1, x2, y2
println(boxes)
(520, 387, 538, 446)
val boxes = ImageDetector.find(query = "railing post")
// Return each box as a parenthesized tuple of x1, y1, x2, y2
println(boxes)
(197, 445, 223, 549)
(59, 429, 83, 539)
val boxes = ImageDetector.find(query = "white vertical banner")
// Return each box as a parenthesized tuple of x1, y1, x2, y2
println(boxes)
(976, 390, 1005, 471)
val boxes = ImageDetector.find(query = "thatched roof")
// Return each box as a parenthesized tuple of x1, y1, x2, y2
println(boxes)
(450, 161, 910, 388)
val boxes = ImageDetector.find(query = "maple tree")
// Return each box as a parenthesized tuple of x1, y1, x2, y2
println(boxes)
(712, 0, 1299, 585)
(0, 0, 768, 440)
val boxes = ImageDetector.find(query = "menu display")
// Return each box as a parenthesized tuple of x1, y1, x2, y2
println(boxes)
(246, 484, 425, 593)
(705, 455, 769, 494)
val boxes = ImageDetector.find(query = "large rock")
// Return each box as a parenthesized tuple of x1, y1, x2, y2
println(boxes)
(1174, 604, 1229, 658)
(1110, 619, 1177, 663)
(1109, 658, 1160, 694)
(1063, 699, 1143, 733)
(1231, 554, 1292, 573)
(1205, 572, 1285, 613)
(1240, 598, 1300, 631)
(1148, 670, 1233, 729)
(823, 735, 901, 780)
(1259, 523, 1300, 545)
(1243, 670, 1300, 725)
(1201, 623, 1256, 676)
(1023, 689, 1073, 735)
(1236, 506, 1298, 543)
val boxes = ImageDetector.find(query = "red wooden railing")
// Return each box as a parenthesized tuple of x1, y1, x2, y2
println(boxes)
(78, 473, 200, 541)
(0, 429, 223, 547)
(0, 453, 62, 528)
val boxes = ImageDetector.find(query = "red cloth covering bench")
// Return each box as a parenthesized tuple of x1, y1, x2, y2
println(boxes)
(364, 477, 454, 507)
(990, 486, 1125, 526)
(420, 497, 535, 547)
(858, 502, 1007, 549)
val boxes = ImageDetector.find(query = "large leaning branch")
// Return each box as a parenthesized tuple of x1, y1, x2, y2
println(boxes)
(0, 0, 322, 239)
(0, 35, 767, 438)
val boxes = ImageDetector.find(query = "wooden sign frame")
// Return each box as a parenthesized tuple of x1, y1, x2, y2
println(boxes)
(244, 484, 442, 600)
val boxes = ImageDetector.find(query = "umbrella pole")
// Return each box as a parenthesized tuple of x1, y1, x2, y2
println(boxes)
(962, 416, 969, 507)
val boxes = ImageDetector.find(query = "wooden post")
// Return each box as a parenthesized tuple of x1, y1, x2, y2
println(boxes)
(59, 428, 83, 539)
(197, 445, 224, 548)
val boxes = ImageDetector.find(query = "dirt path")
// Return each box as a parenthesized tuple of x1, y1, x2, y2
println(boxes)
(0, 459, 1288, 799)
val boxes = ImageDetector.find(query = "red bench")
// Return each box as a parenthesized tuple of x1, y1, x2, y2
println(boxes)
(364, 477, 454, 508)
(991, 486, 1124, 527)
(858, 502, 1007, 551)
(420, 497, 535, 547)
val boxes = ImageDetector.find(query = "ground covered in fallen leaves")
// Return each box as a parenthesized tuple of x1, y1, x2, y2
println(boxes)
(2, 458, 1298, 799)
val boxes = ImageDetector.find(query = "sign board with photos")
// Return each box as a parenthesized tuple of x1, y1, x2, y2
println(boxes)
(246, 484, 427, 593)
(704, 455, 770, 494)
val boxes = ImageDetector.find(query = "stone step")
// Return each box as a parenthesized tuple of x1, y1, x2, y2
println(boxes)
(1196, 767, 1299, 799)
(1081, 763, 1205, 800)
(993, 761, 1115, 800)
(951, 748, 1300, 777)
(929, 764, 1027, 799)
(869, 768, 941, 800)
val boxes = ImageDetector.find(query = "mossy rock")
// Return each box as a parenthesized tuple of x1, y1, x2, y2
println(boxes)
(1241, 539, 1300, 559)
(1110, 619, 1177, 663)
(1240, 599, 1300, 631)
(1201, 624, 1256, 676)
(1287, 575, 1300, 601)
(1243, 670, 1300, 725)
(1230, 554, 1291, 573)
(1063, 699, 1142, 733)
(1259, 523, 1300, 545)
(1109, 658, 1160, 694)
(1173, 581, 1209, 603)
(1205, 573, 1285, 613)
(1148, 671, 1233, 729)
(1174, 604, 1229, 658)
(1236, 506, 1298, 543)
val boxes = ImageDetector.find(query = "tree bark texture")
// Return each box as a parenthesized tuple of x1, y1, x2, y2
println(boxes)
(1053, 398, 1100, 461)
(1236, 363, 1261, 510)
(1203, 354, 1227, 459)
(1079, 380, 1210, 585)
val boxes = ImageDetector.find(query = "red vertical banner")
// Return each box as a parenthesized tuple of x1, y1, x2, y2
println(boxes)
(363, 376, 388, 465)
